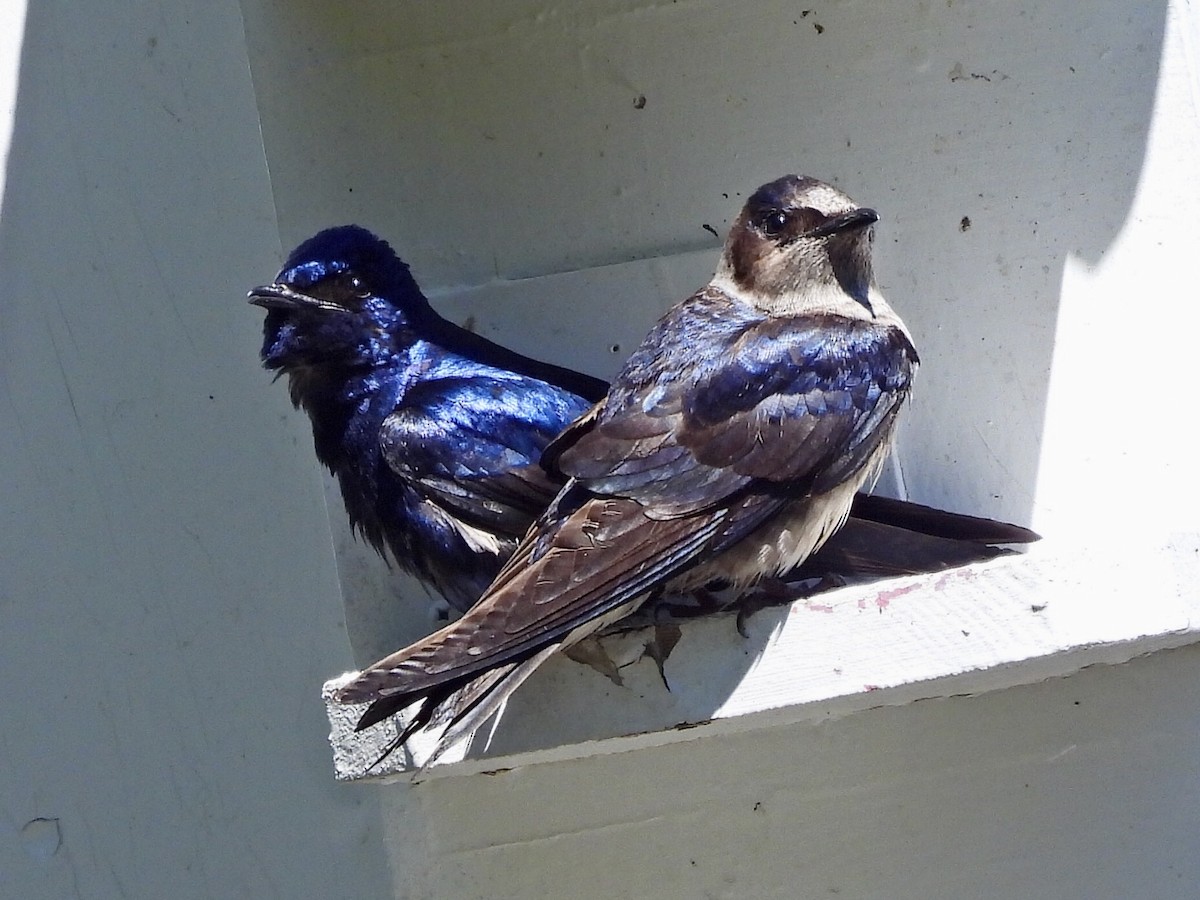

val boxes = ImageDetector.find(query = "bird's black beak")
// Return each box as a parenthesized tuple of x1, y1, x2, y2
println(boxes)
(807, 207, 879, 238)
(247, 283, 343, 312)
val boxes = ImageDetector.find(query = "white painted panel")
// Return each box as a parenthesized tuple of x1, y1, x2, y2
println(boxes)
(389, 643, 1200, 900)
(255, 0, 1200, 890)
(3, 0, 1197, 897)
(0, 2, 391, 898)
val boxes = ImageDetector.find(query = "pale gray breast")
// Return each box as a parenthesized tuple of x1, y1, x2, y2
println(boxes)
(670, 434, 896, 593)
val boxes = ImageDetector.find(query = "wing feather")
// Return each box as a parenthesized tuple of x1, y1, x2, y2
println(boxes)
(380, 372, 588, 537)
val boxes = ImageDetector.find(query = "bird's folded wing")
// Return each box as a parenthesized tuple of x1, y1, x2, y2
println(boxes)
(380, 372, 584, 538)
(553, 311, 918, 516)
(339, 492, 752, 702)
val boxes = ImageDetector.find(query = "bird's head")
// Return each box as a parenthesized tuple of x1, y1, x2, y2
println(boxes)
(249, 225, 434, 370)
(716, 175, 879, 316)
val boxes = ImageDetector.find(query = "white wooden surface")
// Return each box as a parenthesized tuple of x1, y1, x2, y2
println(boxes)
(3, 0, 1200, 898)
(386, 642, 1200, 900)
(0, 2, 391, 898)
(327, 537, 1200, 780)
(280, 0, 1200, 891)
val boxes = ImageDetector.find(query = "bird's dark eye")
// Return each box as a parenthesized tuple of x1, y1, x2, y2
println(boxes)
(761, 210, 789, 237)
(348, 275, 369, 296)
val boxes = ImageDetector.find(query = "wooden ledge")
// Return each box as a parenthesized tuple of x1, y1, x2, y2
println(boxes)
(325, 534, 1200, 782)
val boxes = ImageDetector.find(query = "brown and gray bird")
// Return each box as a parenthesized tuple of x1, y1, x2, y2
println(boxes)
(335, 175, 922, 763)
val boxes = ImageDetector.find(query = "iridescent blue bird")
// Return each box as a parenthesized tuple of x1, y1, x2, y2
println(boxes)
(249, 226, 606, 614)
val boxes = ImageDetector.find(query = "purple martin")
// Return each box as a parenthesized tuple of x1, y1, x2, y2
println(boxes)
(333, 175, 933, 763)
(250, 226, 1033, 627)
(249, 226, 606, 615)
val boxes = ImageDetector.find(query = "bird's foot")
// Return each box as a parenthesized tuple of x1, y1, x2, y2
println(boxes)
(640, 623, 683, 690)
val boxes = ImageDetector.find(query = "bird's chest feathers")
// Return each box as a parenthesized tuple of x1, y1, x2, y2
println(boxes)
(681, 439, 891, 592)
(342, 370, 412, 474)
(292, 357, 413, 482)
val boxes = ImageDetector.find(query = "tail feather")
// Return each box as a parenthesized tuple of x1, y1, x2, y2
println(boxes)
(420, 643, 563, 769)
(798, 517, 1016, 580)
(849, 494, 1039, 544)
